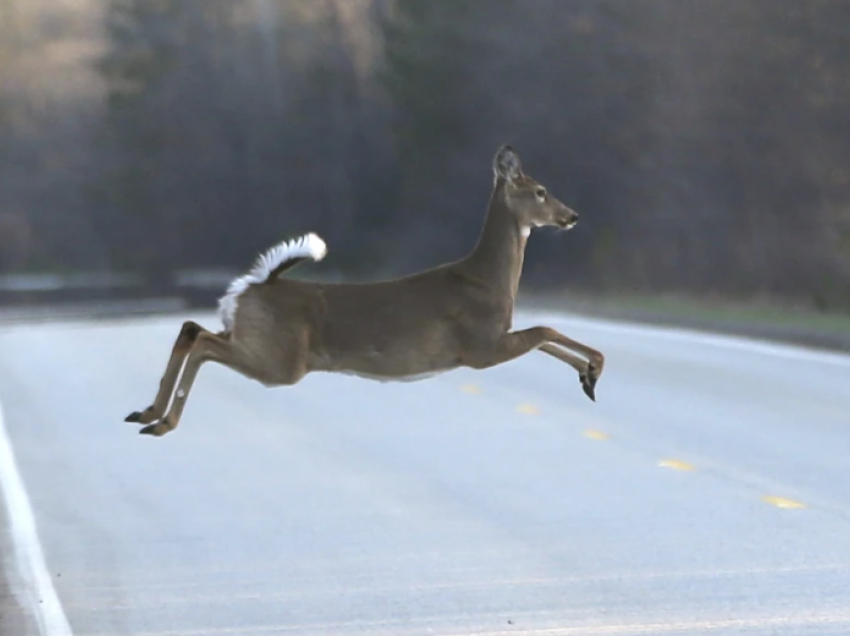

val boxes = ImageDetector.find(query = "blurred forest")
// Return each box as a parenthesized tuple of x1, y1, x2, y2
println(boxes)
(1, 0, 850, 309)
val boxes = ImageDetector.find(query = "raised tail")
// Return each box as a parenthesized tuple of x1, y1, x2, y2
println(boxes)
(217, 232, 327, 331)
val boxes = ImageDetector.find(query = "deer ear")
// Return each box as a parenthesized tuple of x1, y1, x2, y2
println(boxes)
(493, 145, 523, 182)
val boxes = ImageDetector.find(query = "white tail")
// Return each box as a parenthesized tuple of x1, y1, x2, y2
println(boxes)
(217, 232, 327, 331)
(125, 145, 605, 437)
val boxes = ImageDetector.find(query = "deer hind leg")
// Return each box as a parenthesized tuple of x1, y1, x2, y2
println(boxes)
(125, 321, 208, 424)
(137, 329, 311, 438)
(136, 330, 237, 437)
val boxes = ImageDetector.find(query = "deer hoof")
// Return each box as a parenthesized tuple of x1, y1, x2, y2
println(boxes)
(125, 405, 157, 424)
(139, 421, 171, 437)
(580, 373, 597, 402)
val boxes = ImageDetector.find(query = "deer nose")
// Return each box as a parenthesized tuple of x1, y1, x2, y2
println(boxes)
(557, 208, 579, 230)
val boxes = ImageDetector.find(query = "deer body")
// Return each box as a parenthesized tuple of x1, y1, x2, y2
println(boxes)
(126, 146, 605, 436)
(237, 274, 471, 383)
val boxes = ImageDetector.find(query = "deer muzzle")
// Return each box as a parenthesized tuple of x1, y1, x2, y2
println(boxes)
(556, 208, 579, 230)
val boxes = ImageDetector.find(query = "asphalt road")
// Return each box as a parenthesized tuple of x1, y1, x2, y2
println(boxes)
(1, 310, 850, 636)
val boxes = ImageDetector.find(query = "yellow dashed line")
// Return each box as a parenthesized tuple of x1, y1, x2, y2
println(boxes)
(762, 496, 806, 509)
(516, 403, 540, 415)
(460, 384, 482, 395)
(583, 429, 610, 441)
(658, 459, 695, 471)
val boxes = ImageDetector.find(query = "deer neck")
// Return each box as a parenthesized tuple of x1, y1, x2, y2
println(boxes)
(459, 178, 528, 299)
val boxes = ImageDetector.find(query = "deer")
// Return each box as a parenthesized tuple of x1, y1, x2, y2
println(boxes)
(125, 145, 605, 437)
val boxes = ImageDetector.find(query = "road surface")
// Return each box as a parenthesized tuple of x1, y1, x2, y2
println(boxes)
(1, 310, 850, 635)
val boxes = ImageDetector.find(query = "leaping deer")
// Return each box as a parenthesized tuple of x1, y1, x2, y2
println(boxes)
(125, 145, 605, 437)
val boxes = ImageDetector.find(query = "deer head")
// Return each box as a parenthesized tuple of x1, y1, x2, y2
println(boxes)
(492, 145, 578, 235)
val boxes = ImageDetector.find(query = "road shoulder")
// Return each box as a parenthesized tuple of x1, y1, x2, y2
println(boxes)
(0, 505, 36, 636)
(518, 291, 850, 354)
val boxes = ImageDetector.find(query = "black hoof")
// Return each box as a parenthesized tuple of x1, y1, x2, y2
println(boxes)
(139, 424, 162, 436)
(125, 405, 155, 423)
(580, 374, 598, 402)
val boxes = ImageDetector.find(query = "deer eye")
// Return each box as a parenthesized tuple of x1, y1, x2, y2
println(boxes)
(535, 188, 547, 202)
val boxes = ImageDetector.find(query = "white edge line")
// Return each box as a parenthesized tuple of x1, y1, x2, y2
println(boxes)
(0, 398, 73, 635)
(520, 310, 850, 368)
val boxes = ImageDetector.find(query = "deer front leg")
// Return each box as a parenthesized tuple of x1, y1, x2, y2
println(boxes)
(538, 343, 587, 375)
(538, 328, 605, 401)
(463, 327, 554, 371)
(464, 326, 604, 401)
(125, 321, 207, 424)
(538, 343, 603, 401)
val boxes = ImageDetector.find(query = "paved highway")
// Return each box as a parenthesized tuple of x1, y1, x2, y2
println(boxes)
(1, 310, 850, 635)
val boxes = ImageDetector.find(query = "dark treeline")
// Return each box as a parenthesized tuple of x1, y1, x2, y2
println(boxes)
(1, 0, 849, 308)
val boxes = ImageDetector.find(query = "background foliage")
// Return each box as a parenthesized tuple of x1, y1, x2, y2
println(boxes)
(1, 0, 849, 308)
